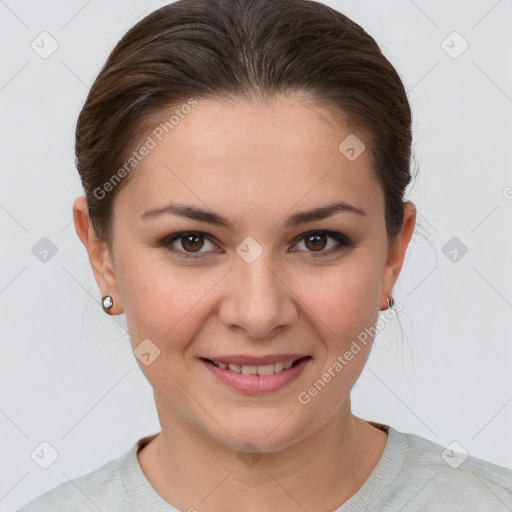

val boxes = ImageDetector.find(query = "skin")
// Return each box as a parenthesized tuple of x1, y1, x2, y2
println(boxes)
(73, 93, 416, 512)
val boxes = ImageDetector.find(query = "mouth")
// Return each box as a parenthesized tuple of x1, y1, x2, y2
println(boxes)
(201, 356, 311, 376)
(198, 355, 312, 394)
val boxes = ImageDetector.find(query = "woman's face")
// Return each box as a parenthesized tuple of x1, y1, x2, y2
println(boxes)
(77, 94, 415, 452)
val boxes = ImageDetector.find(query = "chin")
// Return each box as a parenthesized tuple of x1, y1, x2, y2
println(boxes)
(205, 411, 314, 454)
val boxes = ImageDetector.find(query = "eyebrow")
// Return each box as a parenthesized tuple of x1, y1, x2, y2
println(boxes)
(141, 200, 366, 227)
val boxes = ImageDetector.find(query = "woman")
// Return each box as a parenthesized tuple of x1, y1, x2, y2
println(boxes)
(18, 0, 512, 510)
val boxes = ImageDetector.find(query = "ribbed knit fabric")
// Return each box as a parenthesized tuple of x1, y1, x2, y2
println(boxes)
(17, 423, 512, 511)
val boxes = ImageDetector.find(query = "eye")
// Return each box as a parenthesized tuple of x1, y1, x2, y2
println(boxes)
(159, 231, 219, 259)
(292, 230, 353, 257)
(158, 229, 353, 259)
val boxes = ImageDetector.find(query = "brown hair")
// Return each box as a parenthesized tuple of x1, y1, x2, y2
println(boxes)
(75, 0, 416, 247)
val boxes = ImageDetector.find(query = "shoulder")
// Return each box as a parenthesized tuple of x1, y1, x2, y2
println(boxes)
(388, 428, 512, 510)
(16, 451, 128, 511)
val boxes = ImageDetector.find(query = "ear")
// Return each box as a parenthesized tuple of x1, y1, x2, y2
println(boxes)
(72, 196, 124, 315)
(379, 201, 416, 310)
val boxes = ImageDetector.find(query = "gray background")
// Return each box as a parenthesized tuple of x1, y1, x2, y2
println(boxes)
(1, 0, 511, 510)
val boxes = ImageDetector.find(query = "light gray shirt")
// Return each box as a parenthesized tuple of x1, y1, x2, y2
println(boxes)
(17, 423, 512, 511)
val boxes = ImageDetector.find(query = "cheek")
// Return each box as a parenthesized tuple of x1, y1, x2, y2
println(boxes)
(116, 250, 224, 346)
(291, 265, 379, 417)
(294, 259, 381, 344)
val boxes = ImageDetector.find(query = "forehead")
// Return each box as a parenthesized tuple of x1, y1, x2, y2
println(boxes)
(115, 94, 384, 226)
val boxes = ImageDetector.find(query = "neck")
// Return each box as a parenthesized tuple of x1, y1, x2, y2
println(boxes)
(137, 395, 388, 512)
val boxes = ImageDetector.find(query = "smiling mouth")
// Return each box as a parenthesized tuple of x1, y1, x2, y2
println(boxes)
(201, 356, 311, 376)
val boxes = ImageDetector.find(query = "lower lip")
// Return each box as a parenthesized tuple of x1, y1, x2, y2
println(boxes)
(199, 357, 311, 394)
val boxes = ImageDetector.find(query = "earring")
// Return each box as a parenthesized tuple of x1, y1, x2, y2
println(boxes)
(386, 296, 395, 310)
(102, 295, 113, 314)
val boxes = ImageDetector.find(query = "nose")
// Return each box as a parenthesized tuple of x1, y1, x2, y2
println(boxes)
(218, 254, 298, 339)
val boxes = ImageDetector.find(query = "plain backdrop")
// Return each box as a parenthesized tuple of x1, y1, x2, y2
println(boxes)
(1, 0, 511, 510)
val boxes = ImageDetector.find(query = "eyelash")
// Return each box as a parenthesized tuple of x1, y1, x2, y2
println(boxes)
(157, 230, 353, 259)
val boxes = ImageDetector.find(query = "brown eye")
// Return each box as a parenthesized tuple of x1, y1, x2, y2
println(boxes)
(304, 233, 327, 251)
(293, 230, 353, 257)
(160, 231, 218, 258)
(181, 234, 204, 252)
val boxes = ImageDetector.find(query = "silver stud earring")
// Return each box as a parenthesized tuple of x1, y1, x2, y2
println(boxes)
(386, 296, 395, 310)
(102, 295, 113, 314)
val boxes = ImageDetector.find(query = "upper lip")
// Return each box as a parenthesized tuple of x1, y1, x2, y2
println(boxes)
(201, 354, 310, 366)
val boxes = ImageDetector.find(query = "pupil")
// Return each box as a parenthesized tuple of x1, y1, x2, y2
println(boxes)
(306, 234, 326, 251)
(183, 234, 202, 252)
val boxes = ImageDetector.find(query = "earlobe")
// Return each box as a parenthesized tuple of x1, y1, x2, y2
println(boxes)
(72, 196, 123, 315)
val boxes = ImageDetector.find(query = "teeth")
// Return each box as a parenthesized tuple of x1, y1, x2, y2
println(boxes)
(241, 365, 258, 375)
(256, 364, 275, 376)
(210, 359, 299, 375)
